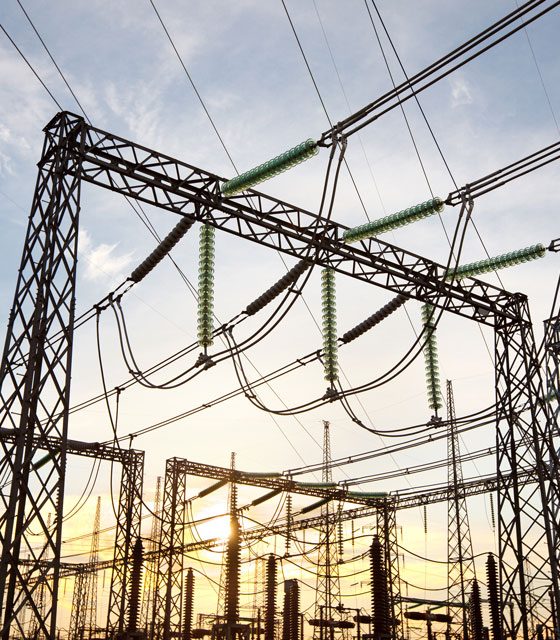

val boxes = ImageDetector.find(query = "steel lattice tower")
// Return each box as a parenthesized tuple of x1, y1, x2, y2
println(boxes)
(69, 499, 100, 638)
(142, 476, 163, 637)
(544, 274, 560, 635)
(313, 421, 344, 639)
(446, 380, 476, 640)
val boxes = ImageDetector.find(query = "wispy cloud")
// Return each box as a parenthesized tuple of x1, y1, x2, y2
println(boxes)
(78, 229, 133, 282)
(450, 77, 474, 107)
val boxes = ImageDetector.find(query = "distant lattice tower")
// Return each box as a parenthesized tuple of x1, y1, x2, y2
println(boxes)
(85, 497, 101, 634)
(142, 476, 162, 634)
(313, 421, 346, 639)
(446, 381, 476, 640)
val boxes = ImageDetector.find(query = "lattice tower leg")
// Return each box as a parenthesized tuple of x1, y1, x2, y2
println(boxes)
(0, 112, 85, 640)
(106, 450, 144, 636)
(377, 502, 403, 640)
(446, 380, 476, 640)
(495, 295, 560, 640)
(155, 458, 187, 640)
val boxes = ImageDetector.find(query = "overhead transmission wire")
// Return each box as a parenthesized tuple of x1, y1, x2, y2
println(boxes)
(226, 197, 473, 421)
(318, 0, 560, 143)
(362, 0, 506, 372)
(279, 0, 419, 442)
(7, 1, 322, 468)
(146, 0, 366, 465)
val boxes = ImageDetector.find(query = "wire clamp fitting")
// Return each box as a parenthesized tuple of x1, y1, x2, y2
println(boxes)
(195, 352, 215, 369)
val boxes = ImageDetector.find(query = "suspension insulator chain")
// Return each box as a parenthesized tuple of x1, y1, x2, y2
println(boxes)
(447, 243, 546, 280)
(421, 304, 443, 413)
(321, 268, 339, 385)
(341, 294, 407, 343)
(197, 224, 215, 349)
(130, 216, 194, 283)
(244, 260, 310, 316)
(343, 197, 444, 243)
(221, 139, 319, 197)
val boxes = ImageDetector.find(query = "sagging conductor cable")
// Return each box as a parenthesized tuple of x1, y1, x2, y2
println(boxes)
(228, 197, 473, 425)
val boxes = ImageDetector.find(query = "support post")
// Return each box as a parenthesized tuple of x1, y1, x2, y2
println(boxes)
(495, 295, 560, 640)
(0, 111, 85, 640)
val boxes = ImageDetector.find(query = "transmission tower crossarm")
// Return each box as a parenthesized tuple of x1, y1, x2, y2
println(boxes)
(66, 113, 527, 325)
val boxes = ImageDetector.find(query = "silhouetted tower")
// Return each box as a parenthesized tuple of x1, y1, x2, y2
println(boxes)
(447, 381, 476, 640)
(265, 555, 277, 640)
(215, 454, 244, 640)
(128, 537, 144, 633)
(142, 476, 162, 636)
(314, 421, 343, 638)
(85, 496, 101, 634)
(30, 513, 51, 639)
(225, 454, 240, 627)
(183, 568, 194, 640)
(70, 499, 101, 639)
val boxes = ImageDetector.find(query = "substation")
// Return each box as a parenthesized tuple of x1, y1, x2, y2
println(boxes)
(1, 3, 560, 640)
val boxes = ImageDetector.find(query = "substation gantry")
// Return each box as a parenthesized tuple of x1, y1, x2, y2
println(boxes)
(0, 111, 558, 640)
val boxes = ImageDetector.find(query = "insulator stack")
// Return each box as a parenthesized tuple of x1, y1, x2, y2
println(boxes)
(421, 304, 443, 413)
(197, 224, 215, 348)
(127, 537, 144, 632)
(130, 216, 194, 283)
(469, 579, 484, 640)
(225, 514, 241, 625)
(341, 294, 407, 343)
(221, 139, 319, 197)
(370, 535, 390, 640)
(343, 197, 444, 243)
(183, 568, 194, 640)
(447, 243, 546, 280)
(321, 268, 338, 385)
(486, 554, 503, 640)
(265, 555, 277, 640)
(489, 493, 496, 531)
(337, 515, 344, 559)
(285, 494, 293, 555)
(244, 260, 310, 316)
(282, 579, 300, 640)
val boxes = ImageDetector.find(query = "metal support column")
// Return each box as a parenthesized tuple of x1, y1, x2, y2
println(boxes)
(495, 294, 560, 640)
(0, 111, 85, 640)
(155, 458, 187, 640)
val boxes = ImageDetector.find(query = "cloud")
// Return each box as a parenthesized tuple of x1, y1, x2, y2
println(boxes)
(450, 77, 474, 107)
(78, 229, 133, 282)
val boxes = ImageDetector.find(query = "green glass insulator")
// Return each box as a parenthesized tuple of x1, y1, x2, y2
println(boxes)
(321, 267, 338, 384)
(221, 139, 319, 197)
(421, 303, 442, 412)
(448, 243, 546, 280)
(343, 197, 444, 243)
(198, 224, 216, 348)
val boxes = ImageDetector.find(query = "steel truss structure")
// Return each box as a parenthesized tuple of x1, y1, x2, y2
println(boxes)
(0, 111, 558, 639)
(0, 429, 144, 637)
(446, 381, 476, 640)
(155, 458, 187, 640)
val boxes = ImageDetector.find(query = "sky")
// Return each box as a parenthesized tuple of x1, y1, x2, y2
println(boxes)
(1, 0, 560, 634)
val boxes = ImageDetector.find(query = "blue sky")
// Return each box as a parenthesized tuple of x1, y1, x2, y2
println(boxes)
(1, 0, 559, 628)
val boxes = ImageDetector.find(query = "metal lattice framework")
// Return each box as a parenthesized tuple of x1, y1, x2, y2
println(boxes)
(155, 458, 187, 640)
(0, 111, 558, 639)
(376, 501, 403, 640)
(0, 429, 143, 638)
(446, 380, 476, 640)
